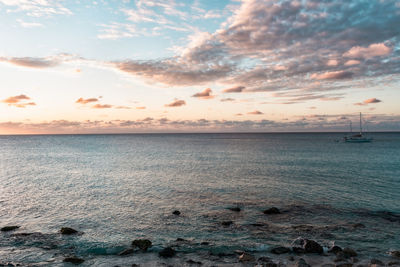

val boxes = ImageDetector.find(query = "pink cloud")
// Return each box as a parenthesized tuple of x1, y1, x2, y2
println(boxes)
(92, 104, 113, 109)
(354, 98, 382, 106)
(192, 88, 214, 99)
(311, 71, 353, 80)
(165, 99, 186, 107)
(247, 110, 263, 115)
(1, 94, 36, 108)
(223, 86, 245, 93)
(76, 97, 99, 104)
(344, 60, 361, 66)
(343, 43, 391, 59)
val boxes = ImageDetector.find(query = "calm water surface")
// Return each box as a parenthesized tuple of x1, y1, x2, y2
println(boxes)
(0, 133, 399, 266)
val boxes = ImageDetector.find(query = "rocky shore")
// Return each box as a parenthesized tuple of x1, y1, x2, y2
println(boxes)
(1, 207, 400, 266)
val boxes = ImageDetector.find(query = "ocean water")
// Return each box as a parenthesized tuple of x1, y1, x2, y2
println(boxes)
(0, 133, 399, 266)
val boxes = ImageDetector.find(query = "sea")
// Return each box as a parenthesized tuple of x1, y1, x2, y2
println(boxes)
(0, 133, 399, 266)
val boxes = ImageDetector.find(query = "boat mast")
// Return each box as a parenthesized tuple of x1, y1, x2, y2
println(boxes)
(359, 112, 362, 134)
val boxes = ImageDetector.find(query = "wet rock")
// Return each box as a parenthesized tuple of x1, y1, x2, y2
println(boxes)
(186, 259, 202, 265)
(352, 223, 366, 229)
(63, 257, 84, 264)
(335, 264, 353, 267)
(342, 248, 357, 258)
(303, 239, 323, 254)
(250, 223, 265, 227)
(329, 245, 343, 254)
(60, 227, 78, 235)
(263, 207, 281, 214)
(321, 264, 335, 267)
(271, 246, 291, 254)
(131, 264, 139, 267)
(228, 207, 241, 212)
(369, 259, 384, 266)
(296, 258, 311, 267)
(118, 248, 134, 256)
(334, 252, 348, 262)
(176, 238, 186, 241)
(238, 252, 255, 262)
(131, 239, 152, 251)
(10, 233, 32, 237)
(293, 247, 306, 254)
(388, 262, 400, 266)
(159, 247, 176, 258)
(288, 256, 295, 261)
(389, 251, 400, 258)
(200, 241, 209, 245)
(172, 210, 181, 216)
(221, 221, 233, 226)
(258, 257, 277, 267)
(1, 226, 20, 232)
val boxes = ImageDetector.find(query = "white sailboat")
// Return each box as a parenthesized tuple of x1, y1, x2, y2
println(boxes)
(344, 113, 373, 143)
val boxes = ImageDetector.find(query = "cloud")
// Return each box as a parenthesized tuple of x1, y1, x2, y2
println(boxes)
(192, 88, 214, 99)
(115, 106, 132, 109)
(344, 60, 361, 66)
(354, 98, 382, 106)
(76, 98, 99, 104)
(311, 71, 354, 80)
(1, 94, 36, 108)
(343, 43, 392, 59)
(165, 99, 186, 107)
(92, 104, 113, 109)
(16, 19, 43, 28)
(222, 86, 245, 93)
(220, 98, 235, 102)
(0, 56, 59, 68)
(136, 106, 146, 109)
(247, 110, 263, 115)
(0, 0, 72, 17)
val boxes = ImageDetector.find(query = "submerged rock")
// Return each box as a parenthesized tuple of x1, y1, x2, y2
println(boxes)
(200, 241, 209, 246)
(296, 258, 311, 267)
(390, 251, 400, 258)
(329, 245, 343, 254)
(342, 248, 357, 257)
(131, 239, 152, 251)
(228, 207, 241, 212)
(238, 252, 255, 262)
(176, 238, 186, 242)
(118, 248, 134, 256)
(172, 210, 181, 216)
(263, 207, 281, 214)
(159, 247, 176, 258)
(60, 227, 78, 235)
(221, 221, 233, 226)
(63, 257, 84, 264)
(271, 246, 291, 254)
(1, 226, 20, 232)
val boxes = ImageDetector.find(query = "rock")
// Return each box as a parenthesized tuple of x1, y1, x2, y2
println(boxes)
(118, 248, 134, 256)
(334, 251, 348, 262)
(131, 239, 152, 251)
(228, 207, 241, 212)
(186, 259, 202, 265)
(60, 227, 78, 235)
(172, 210, 181, 215)
(221, 221, 233, 226)
(258, 256, 273, 262)
(390, 251, 400, 258)
(251, 223, 265, 227)
(271, 246, 291, 254)
(293, 247, 306, 254)
(159, 247, 176, 258)
(131, 265, 139, 267)
(352, 223, 366, 229)
(335, 264, 353, 267)
(288, 256, 295, 261)
(1, 226, 20, 232)
(329, 246, 343, 254)
(388, 261, 400, 266)
(296, 258, 311, 267)
(176, 238, 186, 241)
(63, 257, 84, 264)
(303, 239, 323, 254)
(200, 241, 209, 245)
(238, 252, 255, 262)
(263, 207, 281, 214)
(342, 248, 357, 258)
(258, 257, 277, 267)
(321, 264, 335, 267)
(369, 258, 384, 266)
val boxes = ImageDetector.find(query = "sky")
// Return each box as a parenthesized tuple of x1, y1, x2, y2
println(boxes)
(0, 0, 399, 134)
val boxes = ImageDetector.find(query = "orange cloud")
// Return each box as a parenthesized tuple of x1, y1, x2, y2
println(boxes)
(92, 104, 113, 109)
(344, 43, 391, 59)
(223, 86, 245, 93)
(220, 98, 235, 102)
(354, 98, 382, 106)
(165, 99, 186, 107)
(192, 88, 214, 99)
(76, 97, 99, 104)
(1, 94, 36, 108)
(311, 71, 353, 80)
(136, 106, 146, 109)
(248, 110, 263, 115)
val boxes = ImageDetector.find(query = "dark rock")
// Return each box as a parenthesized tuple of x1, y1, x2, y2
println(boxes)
(131, 264, 139, 267)
(369, 259, 384, 266)
(60, 227, 78, 235)
(176, 238, 186, 241)
(1, 226, 20, 232)
(238, 252, 255, 262)
(293, 247, 306, 254)
(390, 251, 400, 258)
(342, 248, 357, 258)
(329, 246, 343, 254)
(250, 223, 265, 227)
(221, 221, 233, 226)
(63, 257, 84, 264)
(200, 241, 209, 245)
(288, 256, 295, 261)
(118, 248, 134, 256)
(304, 239, 323, 254)
(271, 246, 291, 254)
(131, 239, 152, 251)
(321, 264, 335, 267)
(388, 262, 400, 266)
(172, 210, 181, 216)
(10, 233, 32, 237)
(335, 264, 353, 267)
(263, 207, 281, 214)
(186, 259, 202, 265)
(352, 223, 366, 229)
(228, 207, 241, 212)
(296, 258, 311, 267)
(334, 251, 348, 262)
(258, 256, 272, 262)
(159, 247, 176, 258)
(258, 257, 277, 267)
